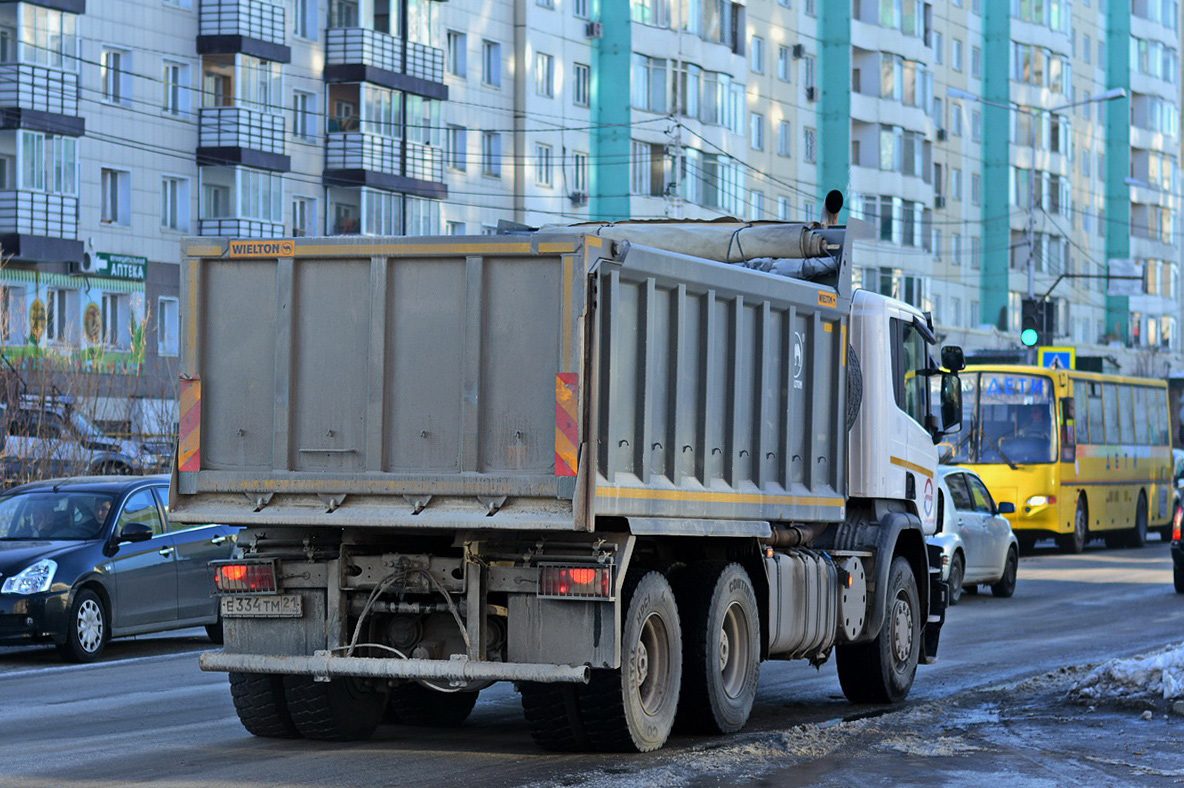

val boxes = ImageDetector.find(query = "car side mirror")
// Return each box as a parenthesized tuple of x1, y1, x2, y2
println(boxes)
(117, 522, 154, 543)
(940, 373, 963, 432)
(996, 502, 1016, 515)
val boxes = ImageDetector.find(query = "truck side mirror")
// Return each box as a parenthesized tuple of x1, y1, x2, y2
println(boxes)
(941, 345, 965, 372)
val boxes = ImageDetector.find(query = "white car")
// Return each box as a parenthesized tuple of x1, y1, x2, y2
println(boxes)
(929, 465, 1020, 604)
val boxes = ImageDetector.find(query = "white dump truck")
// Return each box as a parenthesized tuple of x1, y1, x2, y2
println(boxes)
(173, 203, 963, 752)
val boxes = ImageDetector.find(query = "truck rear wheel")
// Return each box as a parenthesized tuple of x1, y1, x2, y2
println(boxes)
(228, 673, 301, 739)
(385, 682, 479, 727)
(673, 562, 759, 734)
(520, 570, 682, 752)
(835, 556, 920, 704)
(283, 675, 388, 741)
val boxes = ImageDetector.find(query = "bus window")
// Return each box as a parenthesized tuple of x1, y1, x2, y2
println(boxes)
(976, 373, 1055, 464)
(1120, 386, 1136, 445)
(1075, 386, 1089, 445)
(1134, 388, 1151, 445)
(1088, 383, 1104, 446)
(1103, 384, 1119, 444)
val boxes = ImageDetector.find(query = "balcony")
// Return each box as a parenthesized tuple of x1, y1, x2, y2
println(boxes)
(198, 218, 284, 238)
(0, 64, 83, 134)
(324, 28, 447, 100)
(198, 107, 289, 171)
(0, 190, 81, 262)
(199, 0, 290, 63)
(324, 133, 445, 198)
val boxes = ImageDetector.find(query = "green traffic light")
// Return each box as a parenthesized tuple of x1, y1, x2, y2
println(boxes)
(1020, 328, 1039, 347)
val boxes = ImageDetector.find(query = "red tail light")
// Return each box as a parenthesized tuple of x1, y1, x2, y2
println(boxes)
(1172, 505, 1182, 542)
(214, 561, 278, 593)
(539, 564, 613, 600)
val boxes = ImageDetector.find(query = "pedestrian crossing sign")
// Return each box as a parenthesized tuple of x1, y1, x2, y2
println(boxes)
(1038, 347, 1076, 370)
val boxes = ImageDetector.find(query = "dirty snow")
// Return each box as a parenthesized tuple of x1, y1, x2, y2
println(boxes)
(1070, 641, 1184, 701)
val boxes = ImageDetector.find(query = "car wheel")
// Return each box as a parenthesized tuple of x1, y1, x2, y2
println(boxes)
(947, 554, 965, 606)
(990, 548, 1019, 598)
(1175, 560, 1184, 594)
(57, 588, 109, 663)
(1127, 494, 1148, 548)
(1058, 496, 1088, 554)
(836, 557, 921, 704)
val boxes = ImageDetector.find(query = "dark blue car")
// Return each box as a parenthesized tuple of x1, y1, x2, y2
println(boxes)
(0, 475, 238, 661)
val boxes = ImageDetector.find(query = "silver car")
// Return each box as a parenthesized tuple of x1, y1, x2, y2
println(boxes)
(929, 466, 1020, 604)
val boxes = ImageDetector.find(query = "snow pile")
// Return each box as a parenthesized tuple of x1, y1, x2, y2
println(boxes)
(1070, 642, 1184, 701)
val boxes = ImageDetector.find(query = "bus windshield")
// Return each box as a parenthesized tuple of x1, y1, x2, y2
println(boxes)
(946, 372, 1056, 465)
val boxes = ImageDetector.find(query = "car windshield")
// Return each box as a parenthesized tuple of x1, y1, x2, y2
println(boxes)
(69, 411, 107, 439)
(944, 373, 1056, 465)
(0, 492, 117, 540)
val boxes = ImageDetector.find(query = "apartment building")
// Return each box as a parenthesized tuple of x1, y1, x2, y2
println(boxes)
(0, 0, 1179, 423)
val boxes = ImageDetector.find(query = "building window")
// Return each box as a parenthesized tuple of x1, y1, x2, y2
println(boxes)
(632, 54, 668, 112)
(101, 169, 130, 226)
(293, 0, 316, 39)
(574, 0, 590, 17)
(293, 91, 317, 140)
(102, 48, 131, 105)
(162, 61, 188, 115)
(447, 125, 468, 171)
(778, 46, 791, 81)
(161, 176, 189, 231)
(631, 140, 650, 194)
(18, 131, 77, 194)
(330, 0, 358, 27)
(447, 221, 466, 235)
(482, 40, 502, 87)
(970, 173, 981, 206)
(573, 63, 591, 107)
(535, 143, 553, 186)
(952, 39, 963, 71)
(535, 52, 555, 97)
(538, 0, 555, 8)
(778, 120, 791, 156)
(292, 196, 315, 236)
(45, 288, 71, 344)
(102, 292, 129, 348)
(971, 45, 981, 79)
(573, 151, 588, 191)
(157, 297, 179, 357)
(750, 36, 765, 73)
(803, 127, 817, 163)
(481, 131, 502, 177)
(750, 112, 764, 150)
(202, 183, 230, 218)
(447, 30, 467, 77)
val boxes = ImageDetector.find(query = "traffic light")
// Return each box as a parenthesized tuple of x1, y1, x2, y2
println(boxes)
(1020, 297, 1053, 347)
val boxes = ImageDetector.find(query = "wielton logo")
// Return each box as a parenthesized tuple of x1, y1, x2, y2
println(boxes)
(228, 240, 295, 258)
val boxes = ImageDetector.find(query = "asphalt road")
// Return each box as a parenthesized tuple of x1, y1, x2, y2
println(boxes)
(0, 540, 1181, 788)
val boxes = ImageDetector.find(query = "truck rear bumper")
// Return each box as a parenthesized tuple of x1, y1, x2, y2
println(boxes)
(199, 651, 591, 684)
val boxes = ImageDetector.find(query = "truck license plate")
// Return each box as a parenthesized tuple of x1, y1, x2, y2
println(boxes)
(221, 594, 303, 618)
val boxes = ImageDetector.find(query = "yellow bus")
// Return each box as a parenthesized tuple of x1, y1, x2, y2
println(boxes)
(940, 365, 1172, 553)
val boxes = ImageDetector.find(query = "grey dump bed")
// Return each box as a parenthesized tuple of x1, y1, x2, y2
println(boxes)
(172, 223, 853, 534)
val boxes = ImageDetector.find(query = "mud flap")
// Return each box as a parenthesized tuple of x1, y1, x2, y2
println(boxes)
(922, 548, 947, 664)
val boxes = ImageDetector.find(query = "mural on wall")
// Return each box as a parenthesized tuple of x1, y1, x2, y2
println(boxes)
(3, 255, 149, 375)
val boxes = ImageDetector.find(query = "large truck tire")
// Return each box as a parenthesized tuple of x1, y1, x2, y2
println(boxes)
(283, 675, 388, 741)
(228, 673, 302, 739)
(385, 682, 479, 727)
(520, 570, 682, 753)
(835, 556, 921, 704)
(672, 562, 759, 734)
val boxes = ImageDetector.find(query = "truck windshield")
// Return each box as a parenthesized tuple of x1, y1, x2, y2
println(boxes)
(944, 373, 1056, 465)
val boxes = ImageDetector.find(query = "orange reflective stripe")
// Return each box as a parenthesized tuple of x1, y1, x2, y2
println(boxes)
(555, 373, 579, 476)
(178, 378, 201, 472)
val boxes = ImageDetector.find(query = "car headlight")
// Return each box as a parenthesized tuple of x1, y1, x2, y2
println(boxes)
(1026, 495, 1055, 507)
(1, 559, 58, 595)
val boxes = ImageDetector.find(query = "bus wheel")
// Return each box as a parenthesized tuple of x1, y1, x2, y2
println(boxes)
(1126, 493, 1148, 548)
(1058, 497, 1088, 554)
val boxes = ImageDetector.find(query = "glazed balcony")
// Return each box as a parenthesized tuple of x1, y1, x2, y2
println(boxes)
(324, 28, 446, 100)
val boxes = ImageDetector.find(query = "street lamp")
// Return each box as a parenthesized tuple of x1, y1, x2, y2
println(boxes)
(946, 87, 1126, 301)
